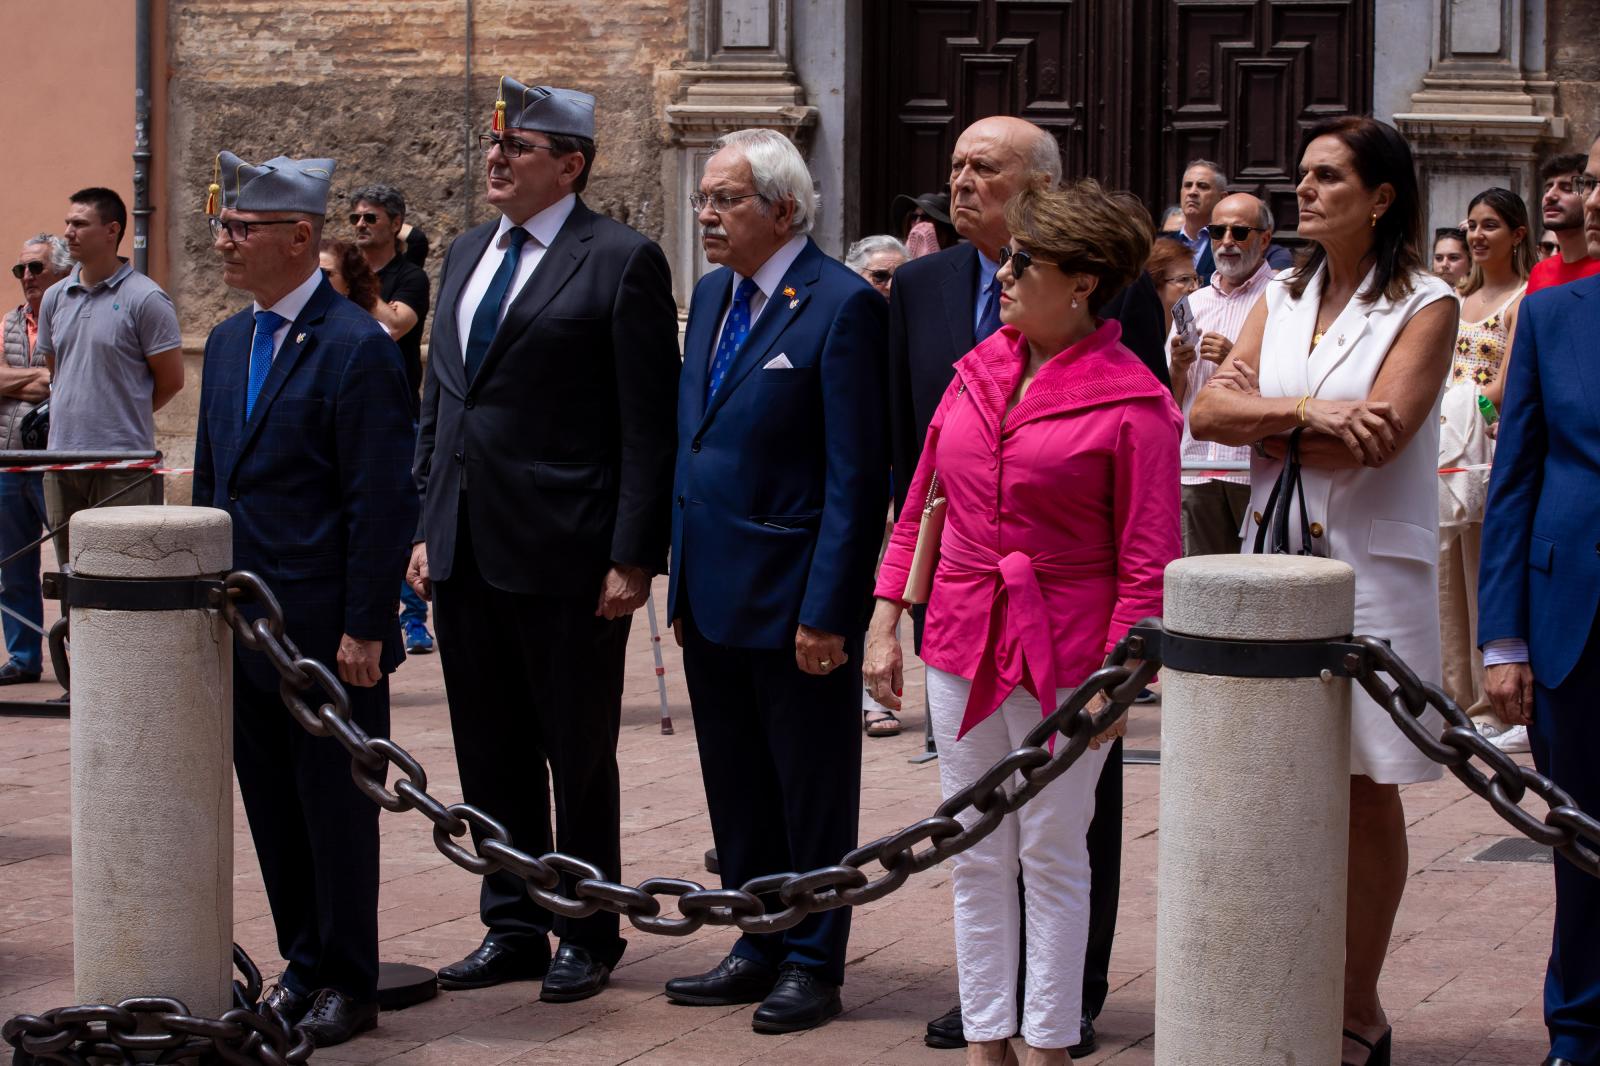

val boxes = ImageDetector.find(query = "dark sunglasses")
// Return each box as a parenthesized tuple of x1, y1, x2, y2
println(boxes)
(866, 269, 894, 284)
(348, 211, 382, 226)
(998, 246, 1064, 279)
(1205, 223, 1266, 242)
(10, 262, 47, 279)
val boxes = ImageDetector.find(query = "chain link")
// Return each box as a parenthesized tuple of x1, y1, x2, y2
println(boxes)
(2, 945, 311, 1065)
(1352, 636, 1600, 877)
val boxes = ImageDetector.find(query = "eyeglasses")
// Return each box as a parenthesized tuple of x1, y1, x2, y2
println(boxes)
(208, 217, 301, 242)
(689, 192, 762, 214)
(1162, 273, 1200, 288)
(348, 211, 382, 226)
(10, 262, 47, 279)
(865, 269, 894, 284)
(1205, 223, 1266, 242)
(998, 246, 1064, 279)
(478, 133, 560, 159)
(1575, 175, 1600, 198)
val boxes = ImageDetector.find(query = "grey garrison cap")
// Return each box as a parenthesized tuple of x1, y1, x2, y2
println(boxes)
(211, 151, 337, 216)
(495, 77, 595, 139)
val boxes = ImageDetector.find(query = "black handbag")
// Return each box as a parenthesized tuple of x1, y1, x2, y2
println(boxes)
(1252, 427, 1316, 556)
(17, 400, 47, 451)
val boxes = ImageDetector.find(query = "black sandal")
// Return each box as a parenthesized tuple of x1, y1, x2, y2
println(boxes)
(1342, 1026, 1392, 1066)
(863, 708, 902, 737)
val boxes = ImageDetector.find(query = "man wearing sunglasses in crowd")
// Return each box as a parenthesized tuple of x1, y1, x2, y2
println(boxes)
(1166, 193, 1280, 558)
(0, 235, 70, 686)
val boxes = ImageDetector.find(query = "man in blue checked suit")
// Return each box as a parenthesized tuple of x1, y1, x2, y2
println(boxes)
(1478, 133, 1600, 1066)
(664, 129, 888, 1034)
(192, 151, 417, 1048)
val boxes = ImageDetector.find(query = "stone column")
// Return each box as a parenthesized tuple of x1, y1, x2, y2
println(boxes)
(1394, 0, 1563, 236)
(665, 0, 818, 307)
(69, 505, 234, 1015)
(1155, 555, 1354, 1065)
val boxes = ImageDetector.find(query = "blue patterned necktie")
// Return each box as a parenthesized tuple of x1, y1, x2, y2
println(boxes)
(245, 309, 285, 420)
(464, 226, 530, 383)
(976, 273, 1002, 342)
(707, 277, 760, 401)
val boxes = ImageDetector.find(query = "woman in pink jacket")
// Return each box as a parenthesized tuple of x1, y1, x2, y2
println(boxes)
(865, 181, 1181, 1065)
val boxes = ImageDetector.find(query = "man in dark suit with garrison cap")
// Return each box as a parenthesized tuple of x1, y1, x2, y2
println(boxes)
(407, 77, 680, 1004)
(193, 150, 418, 1047)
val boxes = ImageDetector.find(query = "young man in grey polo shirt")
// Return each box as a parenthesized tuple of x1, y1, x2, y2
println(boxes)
(34, 187, 184, 566)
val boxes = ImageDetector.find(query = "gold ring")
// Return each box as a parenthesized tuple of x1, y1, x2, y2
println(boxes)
(820, 659, 832, 668)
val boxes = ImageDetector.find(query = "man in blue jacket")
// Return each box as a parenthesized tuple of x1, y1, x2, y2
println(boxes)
(666, 128, 888, 1034)
(1478, 131, 1600, 1066)
(193, 151, 417, 1048)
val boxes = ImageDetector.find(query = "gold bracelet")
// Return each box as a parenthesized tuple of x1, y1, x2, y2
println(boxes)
(1296, 395, 1310, 426)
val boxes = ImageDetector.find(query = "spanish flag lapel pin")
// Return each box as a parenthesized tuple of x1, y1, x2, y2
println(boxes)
(783, 285, 798, 310)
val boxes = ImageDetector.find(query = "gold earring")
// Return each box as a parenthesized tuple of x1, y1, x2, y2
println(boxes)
(1370, 211, 1378, 228)
(1071, 298, 1079, 309)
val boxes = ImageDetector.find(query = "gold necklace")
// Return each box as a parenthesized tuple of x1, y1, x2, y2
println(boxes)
(1312, 329, 1326, 347)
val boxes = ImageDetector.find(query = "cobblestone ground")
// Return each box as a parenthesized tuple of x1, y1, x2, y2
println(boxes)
(0, 580, 1559, 1063)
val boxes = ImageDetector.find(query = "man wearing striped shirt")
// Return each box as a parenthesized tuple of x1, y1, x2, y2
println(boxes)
(1168, 192, 1279, 556)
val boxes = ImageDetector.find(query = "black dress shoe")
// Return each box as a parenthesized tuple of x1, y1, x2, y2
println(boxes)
(665, 953, 778, 1006)
(925, 1003, 965, 1049)
(1068, 1012, 1097, 1058)
(540, 943, 611, 1003)
(261, 983, 310, 1023)
(751, 964, 842, 1034)
(1542, 1058, 1577, 1065)
(0, 662, 40, 685)
(436, 938, 550, 990)
(296, 989, 377, 1048)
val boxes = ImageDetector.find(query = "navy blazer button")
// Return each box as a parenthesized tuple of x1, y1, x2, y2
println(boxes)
(228, 490, 239, 501)
(691, 440, 702, 452)
(454, 452, 463, 464)
(677, 494, 685, 507)
(464, 397, 475, 410)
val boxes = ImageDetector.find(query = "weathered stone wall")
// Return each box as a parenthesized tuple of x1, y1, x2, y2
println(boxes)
(156, 0, 688, 472)
(1548, 0, 1600, 154)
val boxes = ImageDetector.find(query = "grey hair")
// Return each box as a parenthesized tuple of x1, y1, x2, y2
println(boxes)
(1185, 159, 1229, 188)
(1258, 200, 1275, 232)
(348, 183, 407, 220)
(1026, 130, 1063, 188)
(23, 233, 71, 273)
(715, 128, 817, 235)
(844, 234, 909, 271)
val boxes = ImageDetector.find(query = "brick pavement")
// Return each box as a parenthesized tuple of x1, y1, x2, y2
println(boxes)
(0, 580, 1561, 1063)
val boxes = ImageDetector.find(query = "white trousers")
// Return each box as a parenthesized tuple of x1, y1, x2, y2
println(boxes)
(927, 665, 1111, 1047)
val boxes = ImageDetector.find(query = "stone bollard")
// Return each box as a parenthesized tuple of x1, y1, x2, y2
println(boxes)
(1155, 555, 1354, 1065)
(68, 505, 234, 1015)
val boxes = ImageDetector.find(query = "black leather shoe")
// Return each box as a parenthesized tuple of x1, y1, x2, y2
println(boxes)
(296, 989, 377, 1048)
(1542, 1058, 1577, 1065)
(261, 983, 310, 1023)
(0, 662, 40, 685)
(436, 938, 550, 990)
(925, 1003, 965, 1049)
(1068, 1012, 1097, 1058)
(665, 953, 778, 1006)
(751, 964, 842, 1034)
(539, 943, 611, 1003)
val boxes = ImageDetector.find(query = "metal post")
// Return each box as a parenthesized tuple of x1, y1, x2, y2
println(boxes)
(1155, 554, 1354, 1065)
(68, 505, 233, 1015)
(132, 0, 153, 275)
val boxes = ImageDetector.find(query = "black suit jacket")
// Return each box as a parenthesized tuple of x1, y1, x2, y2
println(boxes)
(415, 198, 680, 596)
(886, 242, 1171, 514)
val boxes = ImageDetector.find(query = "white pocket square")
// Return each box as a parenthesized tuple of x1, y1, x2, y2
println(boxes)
(763, 353, 794, 370)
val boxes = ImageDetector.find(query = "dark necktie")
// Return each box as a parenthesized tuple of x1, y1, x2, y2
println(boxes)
(464, 226, 530, 383)
(245, 309, 285, 420)
(707, 277, 760, 401)
(976, 273, 1002, 342)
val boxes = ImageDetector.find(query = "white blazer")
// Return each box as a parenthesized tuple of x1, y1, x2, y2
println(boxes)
(1246, 263, 1455, 783)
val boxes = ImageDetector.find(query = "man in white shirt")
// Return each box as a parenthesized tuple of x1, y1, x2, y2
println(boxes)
(1168, 192, 1278, 556)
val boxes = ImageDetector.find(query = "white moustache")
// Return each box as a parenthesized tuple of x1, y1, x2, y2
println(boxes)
(702, 227, 727, 239)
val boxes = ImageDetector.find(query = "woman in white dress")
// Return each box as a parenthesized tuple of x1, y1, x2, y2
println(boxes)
(1190, 116, 1458, 1066)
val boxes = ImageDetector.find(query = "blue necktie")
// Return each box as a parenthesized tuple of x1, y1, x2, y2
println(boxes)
(245, 309, 285, 420)
(464, 226, 530, 384)
(976, 274, 1002, 342)
(707, 277, 759, 401)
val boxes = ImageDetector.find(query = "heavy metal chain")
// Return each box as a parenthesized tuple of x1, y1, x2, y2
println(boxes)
(215, 570, 1153, 937)
(1350, 635, 1600, 877)
(2, 945, 311, 1065)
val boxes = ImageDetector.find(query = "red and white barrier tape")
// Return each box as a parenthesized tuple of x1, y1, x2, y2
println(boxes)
(0, 459, 194, 475)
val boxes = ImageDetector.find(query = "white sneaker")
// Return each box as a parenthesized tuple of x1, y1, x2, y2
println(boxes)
(1473, 717, 1507, 740)
(1488, 724, 1530, 754)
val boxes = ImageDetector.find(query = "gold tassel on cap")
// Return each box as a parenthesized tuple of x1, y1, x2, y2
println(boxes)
(205, 153, 221, 216)
(493, 77, 507, 133)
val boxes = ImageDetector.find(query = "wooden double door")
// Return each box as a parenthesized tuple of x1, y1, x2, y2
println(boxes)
(860, 0, 1373, 237)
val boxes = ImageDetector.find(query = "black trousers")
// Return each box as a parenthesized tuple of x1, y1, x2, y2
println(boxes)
(233, 663, 387, 999)
(431, 516, 631, 967)
(1082, 737, 1122, 1018)
(679, 610, 863, 986)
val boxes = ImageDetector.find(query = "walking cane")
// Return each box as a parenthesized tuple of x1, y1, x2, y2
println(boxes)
(645, 590, 673, 734)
